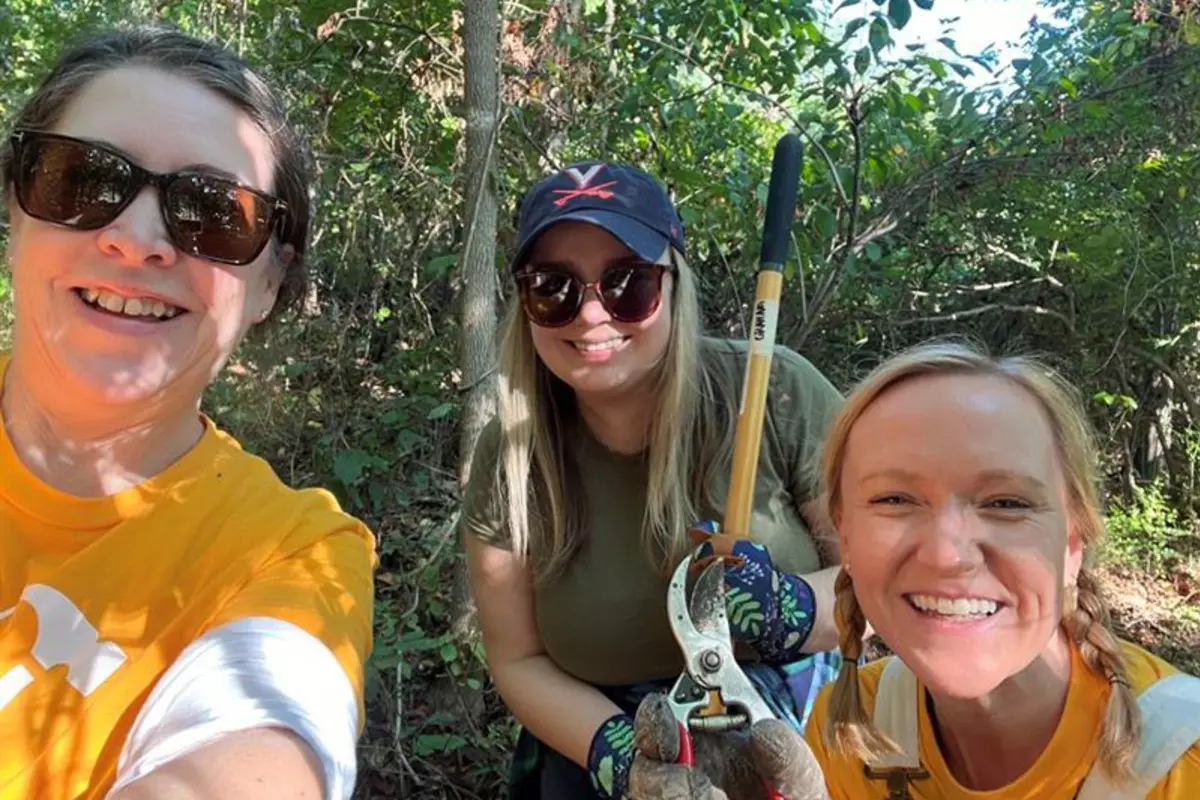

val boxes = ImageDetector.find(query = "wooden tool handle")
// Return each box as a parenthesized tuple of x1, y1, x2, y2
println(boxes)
(720, 134, 804, 548)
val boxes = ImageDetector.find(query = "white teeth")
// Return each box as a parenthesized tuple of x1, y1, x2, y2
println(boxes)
(80, 288, 182, 320)
(574, 338, 625, 353)
(908, 594, 999, 617)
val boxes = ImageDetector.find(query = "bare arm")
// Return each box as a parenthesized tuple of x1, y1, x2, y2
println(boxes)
(464, 534, 623, 768)
(111, 728, 324, 800)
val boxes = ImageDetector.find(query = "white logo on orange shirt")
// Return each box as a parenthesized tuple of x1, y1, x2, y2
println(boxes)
(0, 584, 128, 713)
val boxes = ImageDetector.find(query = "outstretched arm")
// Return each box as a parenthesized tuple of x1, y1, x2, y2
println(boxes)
(111, 728, 324, 800)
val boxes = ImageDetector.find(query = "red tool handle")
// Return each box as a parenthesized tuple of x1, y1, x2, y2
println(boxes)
(677, 722, 788, 799)
(762, 776, 787, 800)
(675, 721, 694, 766)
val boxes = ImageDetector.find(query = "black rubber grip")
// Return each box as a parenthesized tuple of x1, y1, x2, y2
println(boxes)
(759, 133, 803, 270)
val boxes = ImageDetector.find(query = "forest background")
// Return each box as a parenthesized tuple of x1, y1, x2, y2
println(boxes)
(1, 0, 1198, 796)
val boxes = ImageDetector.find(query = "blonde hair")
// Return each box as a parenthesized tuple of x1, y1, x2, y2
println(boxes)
(494, 247, 730, 583)
(822, 339, 1140, 784)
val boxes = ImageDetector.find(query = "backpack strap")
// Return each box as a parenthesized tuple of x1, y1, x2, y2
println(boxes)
(870, 657, 922, 770)
(1075, 673, 1200, 800)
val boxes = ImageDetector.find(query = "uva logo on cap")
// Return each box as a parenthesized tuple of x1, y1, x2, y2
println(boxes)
(552, 164, 618, 206)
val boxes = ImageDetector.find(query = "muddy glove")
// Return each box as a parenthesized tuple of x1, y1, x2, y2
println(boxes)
(692, 521, 817, 664)
(626, 693, 830, 800)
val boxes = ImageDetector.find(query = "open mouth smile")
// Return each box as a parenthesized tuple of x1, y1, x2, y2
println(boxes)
(75, 287, 186, 322)
(906, 593, 1003, 620)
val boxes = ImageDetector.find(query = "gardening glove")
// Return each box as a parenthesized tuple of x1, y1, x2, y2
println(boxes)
(626, 692, 830, 800)
(692, 520, 817, 664)
(588, 712, 637, 798)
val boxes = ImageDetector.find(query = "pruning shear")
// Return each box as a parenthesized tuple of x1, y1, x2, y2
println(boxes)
(666, 547, 788, 800)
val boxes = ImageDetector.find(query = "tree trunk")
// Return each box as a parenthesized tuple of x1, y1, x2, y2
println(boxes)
(458, 0, 501, 486)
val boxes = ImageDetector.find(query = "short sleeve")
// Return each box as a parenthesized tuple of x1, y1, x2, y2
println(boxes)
(771, 347, 844, 506)
(1159, 743, 1200, 800)
(203, 498, 377, 729)
(458, 416, 513, 550)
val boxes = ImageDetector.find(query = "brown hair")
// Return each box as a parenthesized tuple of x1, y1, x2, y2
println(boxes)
(822, 339, 1140, 784)
(1, 23, 312, 321)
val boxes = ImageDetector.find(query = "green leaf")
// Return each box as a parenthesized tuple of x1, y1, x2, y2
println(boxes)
(1013, 58, 1031, 73)
(843, 17, 869, 40)
(854, 46, 872, 74)
(1184, 18, 1200, 46)
(426, 402, 455, 420)
(868, 18, 889, 54)
(424, 254, 458, 279)
(887, 0, 912, 29)
(913, 0, 933, 8)
(414, 734, 467, 756)
(814, 206, 837, 240)
(864, 241, 882, 261)
(334, 449, 372, 486)
(1058, 76, 1079, 99)
(439, 643, 457, 662)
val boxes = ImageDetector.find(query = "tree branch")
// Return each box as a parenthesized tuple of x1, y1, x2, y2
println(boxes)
(894, 303, 1076, 333)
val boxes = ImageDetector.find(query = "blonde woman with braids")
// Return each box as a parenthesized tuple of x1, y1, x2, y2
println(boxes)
(462, 162, 849, 799)
(799, 340, 1200, 799)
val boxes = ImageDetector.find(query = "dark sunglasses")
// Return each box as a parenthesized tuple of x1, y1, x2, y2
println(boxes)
(7, 129, 289, 266)
(514, 261, 670, 328)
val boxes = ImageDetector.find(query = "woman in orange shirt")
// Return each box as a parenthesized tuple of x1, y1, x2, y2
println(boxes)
(801, 340, 1200, 799)
(0, 24, 374, 800)
(630, 340, 1200, 799)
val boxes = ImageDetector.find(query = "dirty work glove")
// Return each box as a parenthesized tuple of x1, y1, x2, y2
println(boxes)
(588, 712, 637, 798)
(626, 692, 830, 800)
(693, 521, 817, 664)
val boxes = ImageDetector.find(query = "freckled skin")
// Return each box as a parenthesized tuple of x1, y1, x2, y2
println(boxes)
(836, 373, 1083, 701)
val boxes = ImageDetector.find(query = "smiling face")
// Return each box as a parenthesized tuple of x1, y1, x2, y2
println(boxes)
(836, 372, 1084, 699)
(5, 65, 283, 414)
(523, 221, 673, 401)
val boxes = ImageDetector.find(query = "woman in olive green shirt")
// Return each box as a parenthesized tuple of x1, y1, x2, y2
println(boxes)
(462, 161, 846, 799)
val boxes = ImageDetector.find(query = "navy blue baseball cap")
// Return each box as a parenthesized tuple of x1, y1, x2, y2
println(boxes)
(511, 161, 687, 272)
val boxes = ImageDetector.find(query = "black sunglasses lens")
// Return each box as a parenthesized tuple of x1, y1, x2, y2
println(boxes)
(601, 265, 662, 322)
(16, 135, 133, 228)
(164, 175, 275, 264)
(519, 272, 580, 327)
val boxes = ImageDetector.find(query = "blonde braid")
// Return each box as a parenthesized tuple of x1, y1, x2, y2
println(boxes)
(1065, 568, 1140, 783)
(826, 568, 896, 761)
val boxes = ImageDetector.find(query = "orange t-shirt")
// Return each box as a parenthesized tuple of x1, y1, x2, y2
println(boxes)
(805, 639, 1200, 799)
(0, 354, 377, 799)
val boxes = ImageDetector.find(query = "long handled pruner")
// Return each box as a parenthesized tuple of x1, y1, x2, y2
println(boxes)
(666, 133, 804, 799)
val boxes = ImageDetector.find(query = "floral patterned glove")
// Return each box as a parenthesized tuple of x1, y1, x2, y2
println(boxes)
(693, 520, 817, 665)
(588, 712, 636, 798)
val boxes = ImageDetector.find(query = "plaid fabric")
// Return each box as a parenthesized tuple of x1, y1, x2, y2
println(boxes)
(506, 649, 849, 799)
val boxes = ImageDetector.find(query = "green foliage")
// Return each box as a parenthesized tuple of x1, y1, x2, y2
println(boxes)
(1, 0, 1198, 795)
(1103, 481, 1195, 575)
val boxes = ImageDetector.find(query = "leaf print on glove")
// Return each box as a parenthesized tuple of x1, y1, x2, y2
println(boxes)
(693, 522, 818, 666)
(727, 587, 766, 639)
(588, 714, 636, 798)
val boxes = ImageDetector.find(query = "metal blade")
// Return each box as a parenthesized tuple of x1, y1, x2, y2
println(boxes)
(688, 558, 729, 638)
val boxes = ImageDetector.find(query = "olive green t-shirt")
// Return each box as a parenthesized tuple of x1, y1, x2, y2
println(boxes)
(461, 337, 844, 686)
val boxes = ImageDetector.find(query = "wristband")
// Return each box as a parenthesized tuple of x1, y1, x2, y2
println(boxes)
(587, 712, 635, 799)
